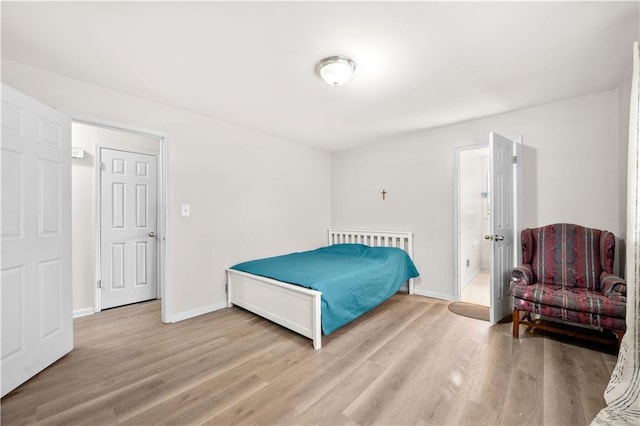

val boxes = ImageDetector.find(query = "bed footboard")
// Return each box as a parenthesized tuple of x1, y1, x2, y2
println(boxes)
(226, 269, 323, 349)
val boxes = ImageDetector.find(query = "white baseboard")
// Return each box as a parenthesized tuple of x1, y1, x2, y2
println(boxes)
(170, 301, 227, 323)
(73, 307, 95, 318)
(414, 289, 455, 301)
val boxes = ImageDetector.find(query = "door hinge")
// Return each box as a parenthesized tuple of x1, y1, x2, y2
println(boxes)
(100, 162, 105, 171)
(97, 280, 102, 289)
(512, 155, 518, 164)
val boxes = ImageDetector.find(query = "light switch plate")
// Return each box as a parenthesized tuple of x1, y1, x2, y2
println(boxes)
(181, 204, 190, 217)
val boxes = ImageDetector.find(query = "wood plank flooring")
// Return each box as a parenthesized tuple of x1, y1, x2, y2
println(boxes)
(1, 294, 618, 425)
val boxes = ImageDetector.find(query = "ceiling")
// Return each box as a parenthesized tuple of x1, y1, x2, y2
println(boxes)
(2, 1, 639, 151)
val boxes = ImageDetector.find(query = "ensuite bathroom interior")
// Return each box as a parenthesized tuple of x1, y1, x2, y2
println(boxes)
(459, 147, 490, 307)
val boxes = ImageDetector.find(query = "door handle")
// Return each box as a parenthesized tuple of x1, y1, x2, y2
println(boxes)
(494, 235, 504, 241)
(149, 232, 156, 238)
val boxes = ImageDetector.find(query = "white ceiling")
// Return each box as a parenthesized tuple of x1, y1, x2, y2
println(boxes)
(2, 1, 639, 151)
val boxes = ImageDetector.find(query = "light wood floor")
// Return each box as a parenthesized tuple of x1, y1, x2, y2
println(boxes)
(1, 295, 618, 425)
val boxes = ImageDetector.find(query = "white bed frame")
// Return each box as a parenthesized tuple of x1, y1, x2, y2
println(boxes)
(226, 229, 415, 349)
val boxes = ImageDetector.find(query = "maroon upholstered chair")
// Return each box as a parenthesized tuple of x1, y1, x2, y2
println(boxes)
(511, 223, 626, 344)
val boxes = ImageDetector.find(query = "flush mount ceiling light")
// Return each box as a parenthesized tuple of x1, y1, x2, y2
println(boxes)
(316, 56, 356, 86)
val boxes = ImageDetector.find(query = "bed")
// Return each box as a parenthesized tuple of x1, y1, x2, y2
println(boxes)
(226, 229, 418, 349)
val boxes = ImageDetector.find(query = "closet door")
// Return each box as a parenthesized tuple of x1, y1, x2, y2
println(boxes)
(99, 148, 158, 309)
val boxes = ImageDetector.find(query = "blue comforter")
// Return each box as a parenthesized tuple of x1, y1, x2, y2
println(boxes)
(230, 244, 420, 334)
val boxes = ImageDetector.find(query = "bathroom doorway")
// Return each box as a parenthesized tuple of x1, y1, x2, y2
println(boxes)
(457, 146, 490, 307)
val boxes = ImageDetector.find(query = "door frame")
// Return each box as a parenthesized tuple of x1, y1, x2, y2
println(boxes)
(453, 137, 522, 315)
(73, 118, 171, 324)
(453, 143, 489, 303)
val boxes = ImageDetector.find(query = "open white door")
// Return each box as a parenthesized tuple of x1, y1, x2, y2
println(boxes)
(1, 84, 72, 396)
(488, 132, 517, 324)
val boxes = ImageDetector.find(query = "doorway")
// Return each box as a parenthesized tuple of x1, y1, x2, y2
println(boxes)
(71, 122, 167, 318)
(457, 146, 490, 307)
(455, 134, 521, 324)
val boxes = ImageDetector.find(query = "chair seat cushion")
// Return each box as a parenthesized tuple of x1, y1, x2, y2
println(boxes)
(512, 282, 626, 319)
(513, 298, 626, 331)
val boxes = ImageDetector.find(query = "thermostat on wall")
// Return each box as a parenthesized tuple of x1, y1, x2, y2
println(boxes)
(71, 147, 84, 158)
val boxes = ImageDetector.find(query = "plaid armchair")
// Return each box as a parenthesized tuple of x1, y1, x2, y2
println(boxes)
(511, 223, 626, 344)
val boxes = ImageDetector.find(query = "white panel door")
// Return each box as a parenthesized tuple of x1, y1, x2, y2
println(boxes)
(488, 132, 516, 324)
(1, 84, 72, 397)
(100, 148, 157, 309)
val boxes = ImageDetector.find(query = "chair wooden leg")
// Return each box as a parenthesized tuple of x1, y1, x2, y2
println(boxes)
(615, 331, 625, 348)
(512, 309, 520, 338)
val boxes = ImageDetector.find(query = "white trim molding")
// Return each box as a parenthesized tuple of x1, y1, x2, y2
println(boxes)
(73, 308, 95, 318)
(414, 289, 456, 301)
(170, 302, 228, 323)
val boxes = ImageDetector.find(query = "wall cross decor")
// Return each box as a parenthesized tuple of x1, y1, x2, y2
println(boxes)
(381, 189, 387, 200)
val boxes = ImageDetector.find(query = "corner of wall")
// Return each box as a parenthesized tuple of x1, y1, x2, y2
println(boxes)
(617, 59, 634, 243)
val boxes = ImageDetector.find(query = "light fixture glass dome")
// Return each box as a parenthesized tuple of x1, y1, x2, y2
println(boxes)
(316, 56, 356, 86)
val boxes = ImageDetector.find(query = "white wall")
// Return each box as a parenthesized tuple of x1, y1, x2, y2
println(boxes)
(4, 59, 627, 309)
(332, 90, 621, 300)
(617, 56, 633, 245)
(2, 60, 331, 321)
(71, 123, 160, 316)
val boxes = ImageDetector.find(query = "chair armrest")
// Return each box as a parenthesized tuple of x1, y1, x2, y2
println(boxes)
(600, 272, 627, 298)
(512, 265, 533, 286)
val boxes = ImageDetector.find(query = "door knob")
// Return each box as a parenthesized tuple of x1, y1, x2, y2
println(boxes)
(494, 235, 504, 241)
(149, 232, 156, 238)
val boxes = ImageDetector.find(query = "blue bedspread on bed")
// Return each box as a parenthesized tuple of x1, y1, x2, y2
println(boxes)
(230, 244, 420, 335)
